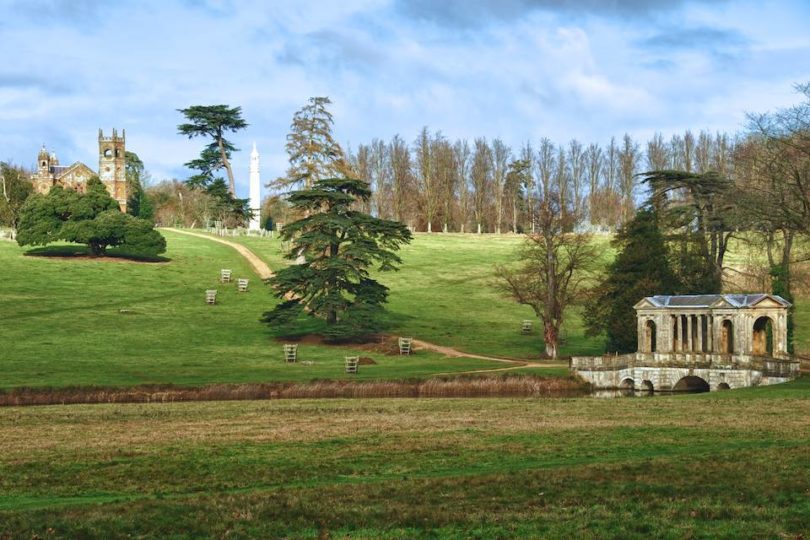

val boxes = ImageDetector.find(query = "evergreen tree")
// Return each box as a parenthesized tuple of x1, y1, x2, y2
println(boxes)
(262, 177, 412, 340)
(177, 104, 248, 196)
(585, 208, 680, 353)
(178, 109, 251, 226)
(125, 151, 145, 218)
(276, 96, 351, 191)
(17, 177, 165, 257)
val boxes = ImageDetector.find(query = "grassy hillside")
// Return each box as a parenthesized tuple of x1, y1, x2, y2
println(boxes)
(0, 232, 501, 390)
(0, 378, 807, 537)
(223, 232, 612, 359)
(2, 229, 807, 391)
(233, 231, 810, 355)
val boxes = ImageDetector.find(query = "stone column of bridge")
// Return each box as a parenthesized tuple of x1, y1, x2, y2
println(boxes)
(674, 315, 681, 352)
(687, 315, 693, 352)
(707, 315, 714, 352)
(697, 314, 704, 352)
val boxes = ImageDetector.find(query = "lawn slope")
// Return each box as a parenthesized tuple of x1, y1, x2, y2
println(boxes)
(0, 232, 499, 389)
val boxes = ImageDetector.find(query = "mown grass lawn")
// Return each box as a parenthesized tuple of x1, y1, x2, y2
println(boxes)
(227, 231, 810, 356)
(0, 232, 502, 390)
(0, 377, 807, 538)
(221, 232, 614, 359)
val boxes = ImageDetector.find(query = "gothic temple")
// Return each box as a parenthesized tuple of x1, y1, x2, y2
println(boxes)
(32, 129, 128, 212)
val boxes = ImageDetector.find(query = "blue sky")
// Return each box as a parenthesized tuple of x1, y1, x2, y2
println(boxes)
(1, 0, 808, 198)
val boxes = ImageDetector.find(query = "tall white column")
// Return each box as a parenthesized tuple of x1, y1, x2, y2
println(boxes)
(249, 142, 261, 231)
(697, 314, 704, 353)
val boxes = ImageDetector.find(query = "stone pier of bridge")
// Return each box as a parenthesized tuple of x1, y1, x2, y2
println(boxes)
(570, 352, 799, 392)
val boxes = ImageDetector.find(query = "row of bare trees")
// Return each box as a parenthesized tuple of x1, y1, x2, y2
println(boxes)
(346, 128, 737, 233)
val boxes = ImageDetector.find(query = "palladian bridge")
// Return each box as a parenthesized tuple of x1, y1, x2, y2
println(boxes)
(571, 294, 800, 392)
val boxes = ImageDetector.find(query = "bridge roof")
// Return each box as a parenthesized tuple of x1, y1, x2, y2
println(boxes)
(635, 294, 791, 310)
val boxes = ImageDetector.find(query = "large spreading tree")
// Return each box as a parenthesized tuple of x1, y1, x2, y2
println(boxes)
(262, 177, 412, 340)
(178, 105, 250, 224)
(177, 104, 248, 196)
(16, 177, 165, 257)
(641, 170, 735, 293)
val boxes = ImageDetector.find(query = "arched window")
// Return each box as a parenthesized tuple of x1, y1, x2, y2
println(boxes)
(645, 319, 656, 352)
(752, 316, 774, 356)
(720, 319, 734, 354)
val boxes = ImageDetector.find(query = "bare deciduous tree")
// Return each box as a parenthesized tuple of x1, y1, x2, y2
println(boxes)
(495, 193, 597, 358)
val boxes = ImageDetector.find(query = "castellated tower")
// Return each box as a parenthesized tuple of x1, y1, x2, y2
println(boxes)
(98, 128, 127, 212)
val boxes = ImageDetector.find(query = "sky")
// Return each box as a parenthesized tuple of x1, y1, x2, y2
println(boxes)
(1, 0, 809, 198)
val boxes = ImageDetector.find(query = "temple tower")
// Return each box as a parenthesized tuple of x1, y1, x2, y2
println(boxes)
(98, 128, 127, 211)
(249, 142, 261, 230)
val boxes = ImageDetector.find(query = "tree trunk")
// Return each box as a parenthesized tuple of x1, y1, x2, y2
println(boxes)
(543, 321, 559, 359)
(218, 136, 236, 196)
(427, 221, 432, 233)
(477, 223, 482, 234)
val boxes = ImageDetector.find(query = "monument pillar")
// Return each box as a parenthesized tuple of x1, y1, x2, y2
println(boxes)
(249, 142, 261, 231)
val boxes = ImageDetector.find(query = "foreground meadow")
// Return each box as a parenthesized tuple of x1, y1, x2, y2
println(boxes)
(0, 378, 807, 538)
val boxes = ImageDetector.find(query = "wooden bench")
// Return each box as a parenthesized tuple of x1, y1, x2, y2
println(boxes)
(283, 344, 298, 363)
(237, 278, 249, 292)
(220, 269, 232, 283)
(521, 320, 533, 334)
(344, 356, 359, 374)
(205, 290, 217, 305)
(398, 337, 413, 355)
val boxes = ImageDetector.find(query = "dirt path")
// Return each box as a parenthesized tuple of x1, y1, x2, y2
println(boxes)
(164, 228, 567, 374)
(163, 228, 274, 279)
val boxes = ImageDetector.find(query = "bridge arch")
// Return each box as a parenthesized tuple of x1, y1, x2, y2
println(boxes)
(673, 375, 710, 393)
(752, 316, 774, 356)
(620, 378, 635, 390)
(640, 380, 654, 393)
(720, 319, 734, 354)
(644, 320, 657, 352)
(717, 382, 731, 390)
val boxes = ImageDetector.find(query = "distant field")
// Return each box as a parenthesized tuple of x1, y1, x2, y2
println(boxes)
(0, 232, 503, 390)
(0, 378, 807, 537)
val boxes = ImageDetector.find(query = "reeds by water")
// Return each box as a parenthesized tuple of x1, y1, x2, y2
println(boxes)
(0, 375, 588, 406)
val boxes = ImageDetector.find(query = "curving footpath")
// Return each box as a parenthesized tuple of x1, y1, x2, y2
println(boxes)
(164, 228, 273, 279)
(164, 228, 567, 373)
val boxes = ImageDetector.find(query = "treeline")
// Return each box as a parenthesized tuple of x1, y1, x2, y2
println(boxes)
(345, 128, 736, 233)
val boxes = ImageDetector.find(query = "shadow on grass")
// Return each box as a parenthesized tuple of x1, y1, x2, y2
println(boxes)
(23, 245, 171, 263)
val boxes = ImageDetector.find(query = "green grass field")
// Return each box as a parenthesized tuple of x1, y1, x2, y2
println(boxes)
(2, 231, 809, 538)
(0, 378, 807, 537)
(215, 231, 810, 355)
(0, 232, 503, 390)
(3, 229, 808, 391)
(216, 232, 613, 358)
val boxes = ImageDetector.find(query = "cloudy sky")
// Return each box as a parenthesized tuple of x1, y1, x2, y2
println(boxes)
(1, 0, 808, 197)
